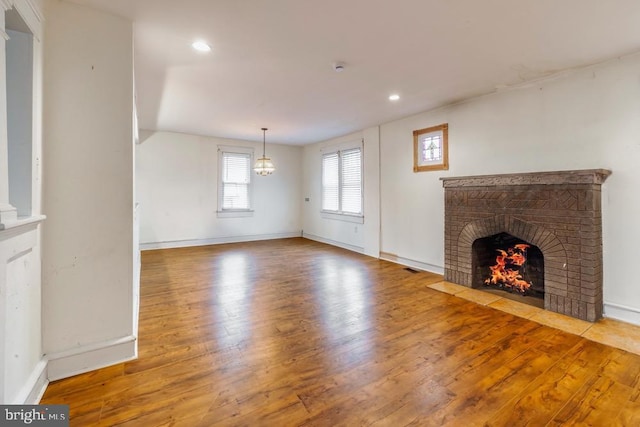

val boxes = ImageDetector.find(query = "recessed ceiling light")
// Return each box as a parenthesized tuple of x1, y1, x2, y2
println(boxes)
(389, 94, 400, 101)
(191, 41, 211, 52)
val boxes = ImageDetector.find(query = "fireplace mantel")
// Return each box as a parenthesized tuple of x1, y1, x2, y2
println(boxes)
(441, 169, 611, 187)
(441, 169, 611, 322)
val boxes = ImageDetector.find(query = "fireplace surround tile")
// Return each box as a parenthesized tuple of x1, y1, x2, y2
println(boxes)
(441, 169, 611, 322)
(456, 288, 503, 306)
(487, 298, 542, 319)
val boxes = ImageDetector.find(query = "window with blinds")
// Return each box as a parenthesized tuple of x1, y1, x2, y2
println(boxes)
(321, 147, 362, 216)
(220, 151, 251, 210)
(322, 153, 339, 211)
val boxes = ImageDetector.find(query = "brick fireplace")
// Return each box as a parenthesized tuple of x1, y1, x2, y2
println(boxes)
(441, 169, 611, 322)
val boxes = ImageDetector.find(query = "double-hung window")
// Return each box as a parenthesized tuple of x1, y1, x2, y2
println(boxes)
(218, 147, 253, 217)
(322, 146, 363, 220)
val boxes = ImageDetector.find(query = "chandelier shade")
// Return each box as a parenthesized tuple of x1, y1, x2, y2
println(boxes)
(253, 127, 275, 176)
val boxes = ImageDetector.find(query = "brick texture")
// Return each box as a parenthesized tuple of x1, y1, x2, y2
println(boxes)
(441, 170, 610, 322)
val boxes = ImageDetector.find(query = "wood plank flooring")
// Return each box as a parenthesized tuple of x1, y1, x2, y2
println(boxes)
(41, 238, 640, 426)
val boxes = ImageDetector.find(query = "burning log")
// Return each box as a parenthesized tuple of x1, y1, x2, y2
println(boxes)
(484, 244, 532, 294)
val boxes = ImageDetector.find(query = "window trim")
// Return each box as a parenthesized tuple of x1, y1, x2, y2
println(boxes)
(217, 145, 254, 218)
(321, 211, 364, 224)
(320, 142, 364, 221)
(413, 123, 449, 172)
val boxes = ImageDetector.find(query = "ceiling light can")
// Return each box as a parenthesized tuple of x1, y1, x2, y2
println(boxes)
(192, 41, 211, 52)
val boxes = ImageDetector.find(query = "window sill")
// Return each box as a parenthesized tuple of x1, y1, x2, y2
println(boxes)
(321, 211, 364, 224)
(216, 210, 254, 218)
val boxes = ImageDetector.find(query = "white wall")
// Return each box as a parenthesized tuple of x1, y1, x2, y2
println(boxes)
(136, 131, 302, 248)
(42, 0, 136, 380)
(379, 54, 640, 324)
(302, 127, 380, 257)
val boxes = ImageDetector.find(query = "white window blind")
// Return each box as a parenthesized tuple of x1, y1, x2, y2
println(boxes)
(322, 153, 339, 211)
(321, 147, 362, 216)
(221, 152, 251, 210)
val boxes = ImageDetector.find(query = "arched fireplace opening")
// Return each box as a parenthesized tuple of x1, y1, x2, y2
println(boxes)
(472, 232, 544, 307)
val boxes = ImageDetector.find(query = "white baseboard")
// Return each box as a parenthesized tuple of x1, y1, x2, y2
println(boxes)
(379, 251, 444, 275)
(604, 302, 640, 326)
(12, 359, 48, 404)
(46, 335, 137, 381)
(140, 231, 302, 251)
(302, 233, 364, 254)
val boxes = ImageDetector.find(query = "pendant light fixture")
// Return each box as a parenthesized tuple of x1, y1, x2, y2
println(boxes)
(253, 127, 275, 176)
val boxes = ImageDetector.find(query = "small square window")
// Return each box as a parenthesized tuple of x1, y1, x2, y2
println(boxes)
(413, 123, 448, 172)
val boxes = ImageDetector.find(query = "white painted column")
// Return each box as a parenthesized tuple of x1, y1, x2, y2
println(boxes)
(42, 0, 136, 380)
(362, 126, 381, 258)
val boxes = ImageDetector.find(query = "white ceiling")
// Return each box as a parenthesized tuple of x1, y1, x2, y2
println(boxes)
(68, 0, 640, 145)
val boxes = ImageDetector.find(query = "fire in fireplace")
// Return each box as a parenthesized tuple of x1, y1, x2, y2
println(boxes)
(472, 232, 544, 302)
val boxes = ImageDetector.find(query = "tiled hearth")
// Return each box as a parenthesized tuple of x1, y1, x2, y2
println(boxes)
(441, 169, 611, 322)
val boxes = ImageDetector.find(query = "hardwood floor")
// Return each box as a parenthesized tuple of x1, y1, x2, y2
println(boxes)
(41, 238, 640, 426)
